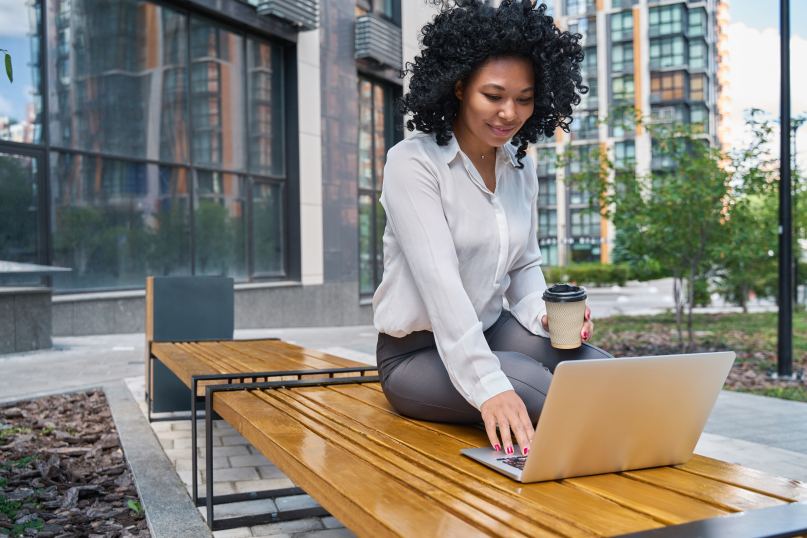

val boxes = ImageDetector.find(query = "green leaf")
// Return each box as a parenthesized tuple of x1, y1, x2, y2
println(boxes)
(127, 499, 143, 514)
(4, 53, 11, 83)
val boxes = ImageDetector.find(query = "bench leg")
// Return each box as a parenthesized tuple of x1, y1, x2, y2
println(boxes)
(201, 386, 329, 531)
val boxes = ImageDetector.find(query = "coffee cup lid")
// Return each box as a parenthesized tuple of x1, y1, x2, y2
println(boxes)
(542, 283, 587, 303)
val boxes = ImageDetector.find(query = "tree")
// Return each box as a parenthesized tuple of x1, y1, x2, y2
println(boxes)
(564, 112, 731, 350)
(0, 49, 12, 83)
(714, 110, 780, 311)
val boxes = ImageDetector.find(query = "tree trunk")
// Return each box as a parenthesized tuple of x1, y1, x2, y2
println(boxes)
(687, 265, 696, 352)
(673, 277, 684, 351)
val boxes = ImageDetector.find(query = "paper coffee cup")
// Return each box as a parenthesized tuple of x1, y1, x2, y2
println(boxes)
(542, 284, 587, 349)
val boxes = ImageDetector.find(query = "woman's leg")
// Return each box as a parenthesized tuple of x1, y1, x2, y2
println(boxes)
(378, 342, 552, 424)
(486, 310, 613, 374)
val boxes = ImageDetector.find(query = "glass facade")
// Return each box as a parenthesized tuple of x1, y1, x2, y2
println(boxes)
(0, 0, 291, 291)
(358, 77, 399, 297)
(0, 153, 40, 263)
(0, 2, 42, 144)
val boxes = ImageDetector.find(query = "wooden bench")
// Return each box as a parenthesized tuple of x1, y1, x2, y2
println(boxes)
(145, 277, 807, 537)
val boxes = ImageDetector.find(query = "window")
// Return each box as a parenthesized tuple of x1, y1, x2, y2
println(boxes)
(570, 209, 600, 237)
(358, 78, 399, 296)
(651, 104, 686, 125)
(689, 73, 707, 101)
(44, 0, 290, 290)
(612, 75, 635, 103)
(690, 104, 709, 133)
(571, 113, 599, 139)
(612, 0, 637, 8)
(564, 0, 595, 17)
(581, 47, 598, 100)
(611, 42, 634, 73)
(649, 4, 684, 36)
(0, 152, 41, 264)
(614, 140, 635, 169)
(538, 178, 557, 208)
(538, 209, 558, 238)
(688, 8, 707, 37)
(568, 16, 596, 46)
(610, 11, 634, 42)
(689, 40, 708, 70)
(536, 147, 556, 177)
(650, 71, 685, 102)
(1, 1, 42, 143)
(567, 144, 598, 176)
(649, 37, 686, 69)
(50, 154, 192, 290)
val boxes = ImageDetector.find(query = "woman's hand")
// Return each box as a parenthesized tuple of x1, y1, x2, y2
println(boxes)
(541, 304, 593, 342)
(480, 390, 534, 455)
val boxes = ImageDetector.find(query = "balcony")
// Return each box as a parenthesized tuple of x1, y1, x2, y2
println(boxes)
(355, 13, 402, 71)
(254, 0, 318, 31)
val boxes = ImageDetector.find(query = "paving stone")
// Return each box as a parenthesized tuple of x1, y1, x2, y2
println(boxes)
(159, 428, 198, 439)
(176, 436, 223, 449)
(172, 421, 194, 431)
(321, 517, 346, 529)
(175, 456, 230, 471)
(200, 498, 278, 519)
(257, 465, 287, 480)
(230, 453, 273, 468)
(276, 494, 319, 512)
(159, 437, 175, 450)
(213, 528, 253, 538)
(205, 466, 261, 482)
(150, 421, 175, 432)
(187, 481, 237, 496)
(234, 478, 296, 493)
(250, 517, 324, 536)
(202, 445, 251, 457)
(222, 434, 250, 446)
(163, 447, 195, 460)
(294, 529, 356, 538)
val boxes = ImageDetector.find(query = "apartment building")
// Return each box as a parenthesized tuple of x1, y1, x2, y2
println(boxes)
(534, 0, 727, 265)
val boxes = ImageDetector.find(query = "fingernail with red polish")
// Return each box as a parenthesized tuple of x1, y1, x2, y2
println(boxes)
(582, 332, 589, 340)
(523, 447, 529, 456)
(494, 444, 501, 452)
(506, 446, 514, 455)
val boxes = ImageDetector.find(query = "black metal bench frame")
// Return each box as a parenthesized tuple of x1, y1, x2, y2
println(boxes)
(194, 366, 380, 531)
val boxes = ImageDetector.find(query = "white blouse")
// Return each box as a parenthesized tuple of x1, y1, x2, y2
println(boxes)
(372, 132, 549, 410)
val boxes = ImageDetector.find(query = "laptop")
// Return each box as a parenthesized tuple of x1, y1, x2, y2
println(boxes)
(461, 351, 736, 483)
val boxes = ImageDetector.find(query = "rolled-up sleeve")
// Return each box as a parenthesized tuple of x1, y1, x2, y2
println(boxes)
(380, 147, 513, 409)
(506, 175, 550, 338)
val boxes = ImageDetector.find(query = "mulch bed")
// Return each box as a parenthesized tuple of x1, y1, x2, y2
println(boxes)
(596, 330, 807, 396)
(0, 391, 149, 537)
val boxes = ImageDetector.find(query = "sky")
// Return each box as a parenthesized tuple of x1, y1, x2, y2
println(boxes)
(724, 0, 807, 170)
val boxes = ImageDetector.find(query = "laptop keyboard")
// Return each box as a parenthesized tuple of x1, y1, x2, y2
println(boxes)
(497, 455, 528, 470)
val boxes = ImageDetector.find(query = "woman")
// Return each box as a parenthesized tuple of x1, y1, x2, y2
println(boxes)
(372, 0, 611, 458)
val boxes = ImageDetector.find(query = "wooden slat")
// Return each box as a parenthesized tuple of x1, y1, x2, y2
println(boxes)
(213, 390, 549, 538)
(283, 385, 664, 536)
(622, 467, 788, 512)
(676, 456, 807, 502)
(565, 473, 731, 524)
(263, 387, 584, 537)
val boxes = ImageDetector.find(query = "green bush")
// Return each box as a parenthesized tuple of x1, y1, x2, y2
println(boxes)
(543, 263, 629, 287)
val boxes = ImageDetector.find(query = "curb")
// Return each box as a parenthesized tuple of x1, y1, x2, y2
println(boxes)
(104, 381, 212, 538)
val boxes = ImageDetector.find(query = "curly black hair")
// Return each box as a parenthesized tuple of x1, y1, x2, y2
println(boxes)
(401, 0, 588, 168)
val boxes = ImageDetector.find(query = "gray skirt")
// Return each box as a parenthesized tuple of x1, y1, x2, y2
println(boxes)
(376, 310, 612, 424)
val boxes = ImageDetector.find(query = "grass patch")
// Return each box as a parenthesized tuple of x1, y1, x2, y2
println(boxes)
(0, 426, 32, 440)
(596, 310, 807, 402)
